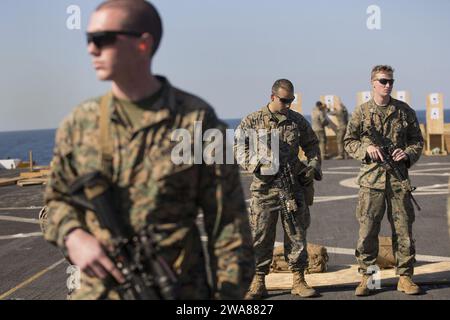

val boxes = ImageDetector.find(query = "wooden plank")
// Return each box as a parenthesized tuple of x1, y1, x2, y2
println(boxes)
(266, 262, 450, 290)
(420, 124, 427, 151)
(0, 177, 21, 187)
(392, 90, 411, 105)
(38, 169, 51, 176)
(17, 178, 47, 187)
(426, 133, 448, 155)
(426, 93, 444, 135)
(290, 93, 302, 114)
(17, 161, 35, 169)
(420, 123, 426, 137)
(356, 91, 371, 107)
(19, 172, 43, 179)
(445, 123, 450, 135)
(19, 170, 49, 179)
(445, 135, 450, 153)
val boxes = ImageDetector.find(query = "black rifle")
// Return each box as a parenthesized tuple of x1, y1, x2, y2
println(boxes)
(68, 171, 179, 300)
(365, 121, 421, 211)
(275, 163, 299, 235)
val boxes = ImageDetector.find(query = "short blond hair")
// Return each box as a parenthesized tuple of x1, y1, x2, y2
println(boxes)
(371, 65, 394, 80)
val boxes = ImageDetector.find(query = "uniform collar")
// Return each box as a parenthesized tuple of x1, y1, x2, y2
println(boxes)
(260, 104, 290, 124)
(109, 76, 175, 131)
(368, 97, 397, 120)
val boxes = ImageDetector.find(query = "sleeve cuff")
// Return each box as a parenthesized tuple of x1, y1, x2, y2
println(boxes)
(358, 143, 372, 161)
(56, 220, 85, 250)
(403, 151, 413, 168)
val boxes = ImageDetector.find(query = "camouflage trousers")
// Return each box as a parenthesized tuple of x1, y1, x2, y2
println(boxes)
(250, 188, 310, 275)
(355, 186, 416, 276)
(314, 130, 327, 160)
(335, 127, 346, 158)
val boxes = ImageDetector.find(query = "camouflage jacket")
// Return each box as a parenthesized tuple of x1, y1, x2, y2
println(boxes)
(311, 106, 329, 131)
(328, 105, 349, 129)
(344, 98, 424, 190)
(234, 106, 321, 192)
(44, 77, 254, 300)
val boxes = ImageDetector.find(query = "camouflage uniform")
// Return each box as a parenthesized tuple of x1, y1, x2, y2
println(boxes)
(328, 105, 349, 158)
(311, 105, 329, 160)
(44, 76, 255, 300)
(235, 106, 321, 275)
(344, 98, 424, 276)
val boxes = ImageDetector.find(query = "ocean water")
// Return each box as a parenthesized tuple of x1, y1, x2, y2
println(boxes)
(0, 110, 448, 166)
(0, 129, 56, 166)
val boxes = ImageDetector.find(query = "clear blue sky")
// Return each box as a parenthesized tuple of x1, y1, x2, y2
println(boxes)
(1, 0, 449, 131)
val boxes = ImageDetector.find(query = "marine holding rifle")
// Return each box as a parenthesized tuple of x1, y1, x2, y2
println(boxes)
(43, 0, 254, 300)
(344, 65, 424, 296)
(235, 79, 322, 299)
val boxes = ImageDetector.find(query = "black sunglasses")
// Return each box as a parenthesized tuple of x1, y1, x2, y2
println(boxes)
(377, 78, 395, 86)
(276, 95, 295, 105)
(86, 31, 144, 48)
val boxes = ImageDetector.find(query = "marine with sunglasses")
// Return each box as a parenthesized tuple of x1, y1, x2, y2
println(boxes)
(235, 79, 322, 299)
(43, 0, 254, 300)
(344, 65, 424, 296)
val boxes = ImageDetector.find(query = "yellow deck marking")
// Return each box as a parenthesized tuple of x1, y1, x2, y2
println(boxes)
(0, 259, 66, 300)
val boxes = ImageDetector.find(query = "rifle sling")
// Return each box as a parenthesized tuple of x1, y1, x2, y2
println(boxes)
(99, 93, 114, 175)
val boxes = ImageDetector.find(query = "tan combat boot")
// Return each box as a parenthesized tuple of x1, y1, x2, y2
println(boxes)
(355, 274, 371, 296)
(291, 271, 317, 298)
(397, 276, 421, 295)
(245, 274, 268, 300)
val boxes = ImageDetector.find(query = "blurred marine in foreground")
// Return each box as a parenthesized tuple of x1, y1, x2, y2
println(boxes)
(43, 0, 254, 300)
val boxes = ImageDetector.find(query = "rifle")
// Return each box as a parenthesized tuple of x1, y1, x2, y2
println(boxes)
(275, 163, 300, 235)
(68, 171, 179, 300)
(365, 120, 421, 211)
